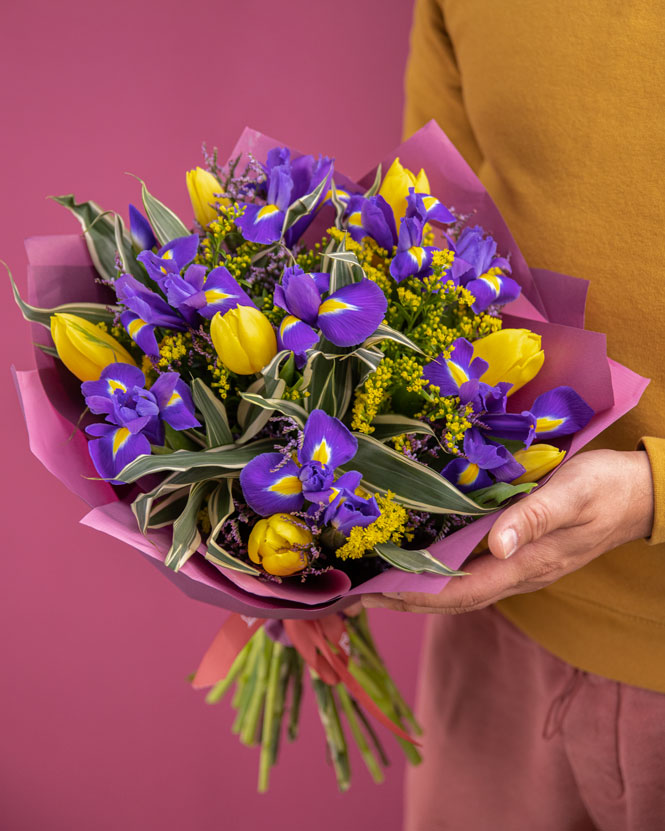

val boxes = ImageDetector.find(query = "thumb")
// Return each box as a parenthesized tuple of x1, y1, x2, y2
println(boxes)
(488, 487, 576, 560)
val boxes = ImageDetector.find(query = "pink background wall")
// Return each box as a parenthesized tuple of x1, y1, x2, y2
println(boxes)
(1, 2, 425, 829)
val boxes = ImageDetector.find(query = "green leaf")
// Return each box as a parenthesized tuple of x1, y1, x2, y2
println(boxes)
(205, 481, 260, 575)
(165, 481, 214, 571)
(147, 489, 192, 528)
(235, 379, 286, 445)
(468, 481, 537, 508)
(327, 180, 347, 230)
(363, 164, 383, 198)
(6, 262, 119, 329)
(131, 473, 187, 533)
(239, 393, 308, 428)
(191, 378, 233, 447)
(50, 195, 124, 282)
(303, 352, 353, 418)
(327, 244, 365, 293)
(343, 433, 492, 516)
(363, 323, 423, 355)
(138, 178, 190, 245)
(281, 175, 329, 234)
(164, 423, 200, 451)
(116, 438, 277, 483)
(374, 541, 468, 577)
(369, 414, 439, 443)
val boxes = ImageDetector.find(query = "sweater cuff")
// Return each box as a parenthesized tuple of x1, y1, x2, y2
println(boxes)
(638, 436, 665, 544)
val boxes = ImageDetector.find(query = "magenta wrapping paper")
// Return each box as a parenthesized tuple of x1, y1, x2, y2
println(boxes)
(14, 122, 649, 621)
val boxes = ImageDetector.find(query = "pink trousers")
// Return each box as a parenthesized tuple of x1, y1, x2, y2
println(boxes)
(404, 607, 665, 831)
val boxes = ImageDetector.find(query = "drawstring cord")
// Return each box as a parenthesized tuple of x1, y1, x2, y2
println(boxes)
(543, 668, 585, 739)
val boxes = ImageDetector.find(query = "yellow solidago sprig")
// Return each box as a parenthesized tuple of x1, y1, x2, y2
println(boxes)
(335, 492, 408, 561)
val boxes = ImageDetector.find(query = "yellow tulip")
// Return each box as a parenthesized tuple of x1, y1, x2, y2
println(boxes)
(210, 305, 277, 375)
(186, 166, 226, 227)
(378, 157, 431, 226)
(50, 313, 136, 382)
(511, 444, 566, 485)
(248, 513, 312, 576)
(472, 328, 545, 395)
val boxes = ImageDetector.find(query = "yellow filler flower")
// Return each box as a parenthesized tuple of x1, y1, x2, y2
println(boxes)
(379, 157, 430, 226)
(511, 444, 566, 485)
(186, 166, 226, 227)
(50, 313, 136, 382)
(248, 513, 311, 577)
(472, 328, 545, 395)
(210, 305, 277, 375)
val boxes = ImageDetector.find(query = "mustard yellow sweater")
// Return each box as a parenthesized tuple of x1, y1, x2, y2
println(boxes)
(405, 0, 665, 691)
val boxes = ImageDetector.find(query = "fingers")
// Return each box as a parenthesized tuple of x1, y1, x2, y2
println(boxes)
(488, 472, 581, 560)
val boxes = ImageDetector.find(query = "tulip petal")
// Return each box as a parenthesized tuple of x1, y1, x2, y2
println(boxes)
(316, 279, 387, 347)
(531, 386, 594, 439)
(301, 409, 358, 470)
(240, 453, 304, 516)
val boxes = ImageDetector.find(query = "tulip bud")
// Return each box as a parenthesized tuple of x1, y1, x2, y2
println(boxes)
(511, 444, 566, 485)
(248, 513, 312, 576)
(50, 313, 137, 383)
(472, 328, 545, 395)
(379, 157, 431, 225)
(210, 306, 277, 375)
(186, 166, 227, 227)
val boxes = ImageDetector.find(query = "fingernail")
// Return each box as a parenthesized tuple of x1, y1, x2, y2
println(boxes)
(499, 528, 518, 558)
(382, 592, 402, 600)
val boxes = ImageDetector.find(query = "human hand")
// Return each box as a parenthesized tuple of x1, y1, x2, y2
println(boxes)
(361, 449, 654, 615)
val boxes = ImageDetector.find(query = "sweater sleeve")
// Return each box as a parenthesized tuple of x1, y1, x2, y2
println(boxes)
(403, 0, 483, 172)
(638, 436, 665, 544)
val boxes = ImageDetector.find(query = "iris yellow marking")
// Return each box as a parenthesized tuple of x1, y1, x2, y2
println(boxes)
(480, 272, 502, 292)
(536, 416, 565, 433)
(408, 246, 425, 269)
(348, 212, 363, 227)
(447, 361, 469, 387)
(107, 379, 127, 393)
(458, 463, 480, 487)
(167, 391, 182, 407)
(318, 298, 354, 315)
(311, 440, 330, 465)
(127, 318, 147, 338)
(280, 315, 300, 336)
(112, 427, 131, 456)
(268, 475, 303, 496)
(422, 196, 438, 211)
(204, 289, 232, 304)
(257, 204, 280, 220)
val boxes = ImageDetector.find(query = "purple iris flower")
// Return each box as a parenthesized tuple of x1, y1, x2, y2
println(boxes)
(405, 188, 456, 226)
(115, 274, 187, 331)
(161, 264, 255, 325)
(239, 409, 359, 516)
(323, 485, 381, 536)
(274, 266, 387, 353)
(82, 364, 200, 484)
(119, 310, 159, 358)
(137, 235, 199, 288)
(530, 386, 594, 439)
(423, 338, 489, 397)
(448, 226, 520, 313)
(284, 153, 333, 246)
(343, 194, 398, 252)
(440, 457, 493, 493)
(129, 204, 157, 252)
(389, 215, 437, 282)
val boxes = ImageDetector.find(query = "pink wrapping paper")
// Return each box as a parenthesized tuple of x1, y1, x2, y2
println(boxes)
(14, 123, 649, 620)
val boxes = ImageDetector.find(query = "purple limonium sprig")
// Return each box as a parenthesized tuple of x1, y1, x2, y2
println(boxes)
(81, 363, 199, 484)
(274, 265, 387, 354)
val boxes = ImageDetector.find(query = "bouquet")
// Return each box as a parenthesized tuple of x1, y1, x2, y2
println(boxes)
(11, 122, 647, 791)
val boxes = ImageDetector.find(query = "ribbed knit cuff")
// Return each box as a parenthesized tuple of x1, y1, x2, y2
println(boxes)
(638, 436, 665, 544)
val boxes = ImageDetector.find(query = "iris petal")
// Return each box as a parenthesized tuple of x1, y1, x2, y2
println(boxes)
(316, 279, 387, 347)
(441, 458, 493, 493)
(240, 453, 304, 516)
(236, 203, 285, 244)
(531, 386, 594, 438)
(300, 409, 358, 470)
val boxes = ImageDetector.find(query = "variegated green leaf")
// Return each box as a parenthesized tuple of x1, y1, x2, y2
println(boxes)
(469, 480, 537, 508)
(363, 164, 382, 198)
(131, 473, 187, 533)
(205, 481, 259, 575)
(165, 481, 213, 571)
(50, 195, 127, 282)
(117, 438, 276, 483)
(113, 212, 149, 284)
(281, 175, 329, 234)
(327, 244, 365, 293)
(369, 414, 440, 444)
(191, 378, 233, 447)
(374, 541, 468, 577)
(235, 379, 286, 445)
(7, 263, 119, 329)
(343, 433, 492, 516)
(239, 394, 308, 427)
(363, 323, 423, 355)
(139, 178, 190, 245)
(303, 352, 353, 418)
(147, 488, 192, 529)
(328, 180, 347, 230)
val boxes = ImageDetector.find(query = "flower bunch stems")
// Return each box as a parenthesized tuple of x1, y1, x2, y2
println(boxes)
(205, 613, 421, 791)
